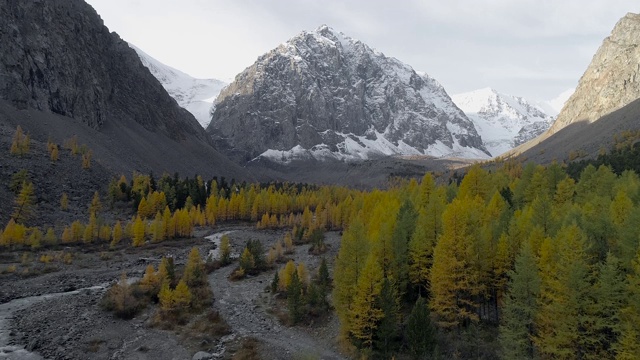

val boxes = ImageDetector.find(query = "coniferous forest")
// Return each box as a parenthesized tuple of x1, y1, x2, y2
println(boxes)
(3, 124, 640, 359)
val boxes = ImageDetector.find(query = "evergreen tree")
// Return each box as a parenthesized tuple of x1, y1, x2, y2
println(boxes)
(615, 249, 640, 358)
(287, 270, 304, 324)
(499, 241, 540, 359)
(406, 296, 436, 360)
(375, 278, 399, 357)
(592, 253, 626, 358)
(318, 257, 331, 291)
(391, 200, 417, 297)
(271, 270, 280, 294)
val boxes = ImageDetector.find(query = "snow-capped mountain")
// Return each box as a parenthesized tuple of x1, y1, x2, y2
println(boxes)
(129, 44, 227, 128)
(452, 88, 555, 156)
(207, 25, 490, 164)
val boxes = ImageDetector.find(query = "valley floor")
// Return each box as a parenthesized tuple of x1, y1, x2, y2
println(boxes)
(0, 226, 345, 360)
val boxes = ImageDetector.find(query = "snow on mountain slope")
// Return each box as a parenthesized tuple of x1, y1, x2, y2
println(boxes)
(129, 44, 227, 128)
(208, 25, 489, 164)
(452, 88, 555, 157)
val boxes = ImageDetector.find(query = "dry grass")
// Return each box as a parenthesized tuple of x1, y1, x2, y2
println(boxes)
(232, 337, 261, 360)
(179, 310, 231, 351)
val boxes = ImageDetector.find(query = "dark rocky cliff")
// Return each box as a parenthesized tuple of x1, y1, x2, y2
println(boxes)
(0, 0, 208, 142)
(0, 0, 249, 180)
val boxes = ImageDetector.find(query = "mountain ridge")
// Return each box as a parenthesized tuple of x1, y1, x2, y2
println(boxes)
(506, 12, 640, 159)
(0, 0, 249, 180)
(207, 25, 490, 164)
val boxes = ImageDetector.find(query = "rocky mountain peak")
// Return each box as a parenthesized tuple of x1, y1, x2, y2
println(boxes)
(208, 26, 489, 163)
(547, 12, 640, 135)
(452, 88, 554, 156)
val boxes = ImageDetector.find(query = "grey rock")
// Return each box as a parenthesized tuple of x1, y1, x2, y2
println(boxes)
(192, 351, 213, 360)
(548, 12, 640, 134)
(0, 0, 207, 143)
(207, 25, 488, 163)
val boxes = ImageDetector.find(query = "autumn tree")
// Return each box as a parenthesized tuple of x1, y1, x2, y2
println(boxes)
(535, 224, 594, 359)
(349, 254, 384, 349)
(430, 196, 483, 329)
(60, 192, 69, 211)
(102, 272, 140, 319)
(10, 125, 30, 156)
(132, 215, 145, 247)
(139, 264, 161, 297)
(12, 181, 35, 224)
(182, 247, 206, 288)
(333, 218, 370, 338)
(49, 143, 59, 161)
(409, 187, 446, 296)
(89, 191, 102, 216)
(172, 279, 192, 310)
(110, 221, 123, 248)
(219, 234, 231, 265)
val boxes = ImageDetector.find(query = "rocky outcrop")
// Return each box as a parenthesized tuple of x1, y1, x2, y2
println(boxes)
(0, 0, 207, 143)
(548, 12, 640, 134)
(207, 25, 489, 163)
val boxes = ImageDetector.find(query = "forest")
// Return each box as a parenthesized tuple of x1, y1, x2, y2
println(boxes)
(3, 124, 640, 359)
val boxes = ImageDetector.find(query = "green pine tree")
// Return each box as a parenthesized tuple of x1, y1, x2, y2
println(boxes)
(499, 241, 540, 359)
(406, 296, 436, 360)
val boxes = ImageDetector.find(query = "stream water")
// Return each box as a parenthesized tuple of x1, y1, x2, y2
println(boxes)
(0, 285, 106, 359)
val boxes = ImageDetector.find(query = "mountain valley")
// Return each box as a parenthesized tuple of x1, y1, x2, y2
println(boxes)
(2, 1, 640, 360)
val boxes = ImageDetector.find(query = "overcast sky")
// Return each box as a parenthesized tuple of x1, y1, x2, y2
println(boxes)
(86, 0, 638, 102)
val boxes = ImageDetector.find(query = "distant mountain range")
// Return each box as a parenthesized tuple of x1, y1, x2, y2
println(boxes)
(452, 88, 557, 156)
(130, 44, 227, 129)
(134, 26, 572, 161)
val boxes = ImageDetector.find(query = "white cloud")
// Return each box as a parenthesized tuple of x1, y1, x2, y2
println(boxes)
(85, 0, 638, 101)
